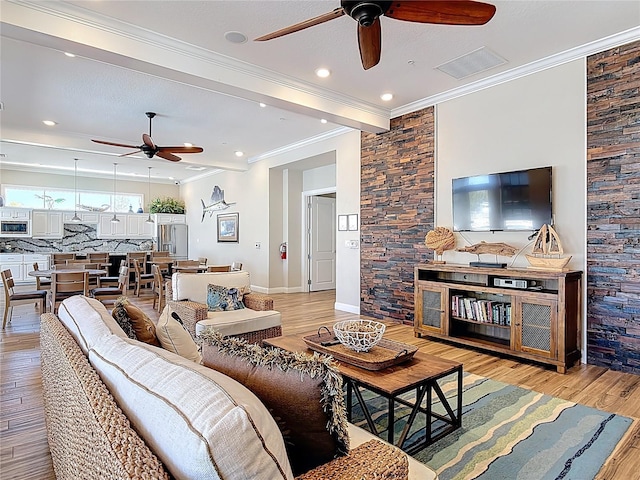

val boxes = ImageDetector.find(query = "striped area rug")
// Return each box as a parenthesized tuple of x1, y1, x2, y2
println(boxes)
(351, 373, 632, 480)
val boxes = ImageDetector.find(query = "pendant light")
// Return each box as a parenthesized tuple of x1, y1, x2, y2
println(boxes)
(111, 163, 120, 223)
(145, 166, 154, 224)
(70, 158, 82, 222)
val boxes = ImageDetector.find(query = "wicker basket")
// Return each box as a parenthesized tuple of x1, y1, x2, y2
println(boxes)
(333, 320, 385, 352)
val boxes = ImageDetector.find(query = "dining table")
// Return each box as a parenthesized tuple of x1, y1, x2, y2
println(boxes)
(172, 265, 208, 273)
(28, 268, 108, 279)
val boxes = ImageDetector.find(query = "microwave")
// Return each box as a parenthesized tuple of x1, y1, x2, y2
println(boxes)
(0, 220, 31, 237)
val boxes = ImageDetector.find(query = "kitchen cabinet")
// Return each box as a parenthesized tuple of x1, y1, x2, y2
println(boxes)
(153, 214, 186, 225)
(127, 214, 155, 238)
(62, 212, 100, 224)
(98, 214, 153, 238)
(0, 208, 31, 220)
(32, 211, 64, 238)
(98, 214, 127, 238)
(0, 254, 49, 284)
(414, 264, 582, 373)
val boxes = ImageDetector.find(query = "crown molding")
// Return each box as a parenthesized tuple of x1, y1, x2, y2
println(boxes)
(393, 26, 640, 118)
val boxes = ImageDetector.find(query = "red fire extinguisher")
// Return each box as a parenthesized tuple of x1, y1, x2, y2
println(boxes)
(279, 242, 287, 260)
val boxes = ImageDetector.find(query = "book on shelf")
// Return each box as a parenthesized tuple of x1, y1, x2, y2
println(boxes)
(451, 295, 511, 325)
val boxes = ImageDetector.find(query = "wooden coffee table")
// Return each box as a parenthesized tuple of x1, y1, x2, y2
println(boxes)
(264, 334, 463, 455)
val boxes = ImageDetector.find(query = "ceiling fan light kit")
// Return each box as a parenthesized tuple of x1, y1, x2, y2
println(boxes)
(255, 0, 496, 70)
(92, 112, 203, 162)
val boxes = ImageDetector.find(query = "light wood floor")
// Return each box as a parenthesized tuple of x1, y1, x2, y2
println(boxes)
(1, 289, 639, 479)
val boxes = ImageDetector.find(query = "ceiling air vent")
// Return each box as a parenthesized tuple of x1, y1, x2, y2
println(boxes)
(436, 47, 507, 80)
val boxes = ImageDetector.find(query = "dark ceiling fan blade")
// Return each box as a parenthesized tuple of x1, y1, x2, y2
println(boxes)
(91, 139, 139, 149)
(142, 133, 156, 149)
(118, 149, 142, 157)
(358, 19, 382, 70)
(157, 146, 204, 154)
(156, 151, 182, 162)
(385, 1, 496, 25)
(255, 7, 345, 41)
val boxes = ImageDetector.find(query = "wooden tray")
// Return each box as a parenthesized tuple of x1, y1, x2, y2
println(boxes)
(302, 329, 418, 371)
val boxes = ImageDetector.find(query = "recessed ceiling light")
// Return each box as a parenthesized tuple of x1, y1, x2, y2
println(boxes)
(183, 142, 193, 147)
(185, 165, 206, 171)
(259, 103, 267, 108)
(64, 52, 76, 58)
(320, 119, 328, 124)
(234, 151, 244, 157)
(42, 120, 57, 126)
(380, 93, 393, 102)
(224, 31, 248, 44)
(315, 68, 331, 78)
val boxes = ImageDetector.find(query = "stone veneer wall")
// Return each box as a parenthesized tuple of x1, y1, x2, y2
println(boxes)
(360, 107, 435, 323)
(0, 224, 152, 254)
(586, 40, 640, 373)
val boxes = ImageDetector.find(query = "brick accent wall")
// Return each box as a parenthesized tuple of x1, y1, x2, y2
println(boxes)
(360, 107, 435, 323)
(586, 40, 640, 373)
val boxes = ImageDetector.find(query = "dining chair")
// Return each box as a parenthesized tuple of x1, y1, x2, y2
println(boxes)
(97, 260, 126, 288)
(91, 264, 128, 307)
(198, 257, 208, 266)
(207, 265, 231, 272)
(151, 264, 165, 313)
(88, 252, 110, 265)
(50, 270, 89, 314)
(32, 262, 51, 290)
(175, 260, 200, 267)
(1, 269, 48, 329)
(151, 251, 170, 259)
(51, 253, 75, 265)
(133, 259, 154, 296)
(126, 252, 148, 290)
(231, 262, 243, 271)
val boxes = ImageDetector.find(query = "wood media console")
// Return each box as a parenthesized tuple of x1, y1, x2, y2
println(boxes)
(414, 264, 582, 373)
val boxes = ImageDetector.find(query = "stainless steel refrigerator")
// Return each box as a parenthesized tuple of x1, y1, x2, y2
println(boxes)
(156, 223, 188, 259)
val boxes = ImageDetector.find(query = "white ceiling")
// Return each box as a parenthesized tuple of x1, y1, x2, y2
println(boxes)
(1, 1, 639, 184)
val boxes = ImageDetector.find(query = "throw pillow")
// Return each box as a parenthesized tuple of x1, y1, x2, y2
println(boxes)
(199, 329, 349, 476)
(206, 284, 245, 312)
(112, 297, 161, 347)
(156, 306, 202, 364)
(110, 296, 137, 340)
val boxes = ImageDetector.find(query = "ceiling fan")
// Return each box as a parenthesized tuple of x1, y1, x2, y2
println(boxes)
(91, 112, 204, 162)
(255, 1, 496, 70)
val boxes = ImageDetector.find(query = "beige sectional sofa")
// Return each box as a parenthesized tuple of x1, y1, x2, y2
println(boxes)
(167, 270, 282, 342)
(41, 295, 439, 480)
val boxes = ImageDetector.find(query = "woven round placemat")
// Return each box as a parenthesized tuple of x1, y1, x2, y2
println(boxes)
(295, 439, 408, 479)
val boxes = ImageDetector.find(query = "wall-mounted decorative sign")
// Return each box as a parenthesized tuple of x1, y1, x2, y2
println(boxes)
(348, 214, 359, 231)
(338, 215, 348, 231)
(217, 212, 239, 242)
(202, 186, 236, 222)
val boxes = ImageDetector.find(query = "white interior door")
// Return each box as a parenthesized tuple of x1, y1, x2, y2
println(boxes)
(309, 195, 336, 291)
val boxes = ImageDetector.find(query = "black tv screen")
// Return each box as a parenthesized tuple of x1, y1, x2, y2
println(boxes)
(452, 167, 552, 232)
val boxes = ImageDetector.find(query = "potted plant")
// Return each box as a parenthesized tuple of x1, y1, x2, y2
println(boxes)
(149, 197, 186, 214)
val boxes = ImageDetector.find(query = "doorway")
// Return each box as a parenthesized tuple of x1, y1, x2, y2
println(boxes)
(305, 192, 336, 292)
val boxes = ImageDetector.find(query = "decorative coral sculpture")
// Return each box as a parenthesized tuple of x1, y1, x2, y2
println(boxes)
(425, 227, 456, 263)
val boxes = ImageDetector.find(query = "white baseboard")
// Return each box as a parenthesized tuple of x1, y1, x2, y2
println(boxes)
(334, 302, 360, 314)
(253, 286, 304, 294)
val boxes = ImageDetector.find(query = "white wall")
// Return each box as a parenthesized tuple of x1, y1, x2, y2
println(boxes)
(436, 59, 586, 273)
(303, 164, 336, 191)
(182, 129, 362, 312)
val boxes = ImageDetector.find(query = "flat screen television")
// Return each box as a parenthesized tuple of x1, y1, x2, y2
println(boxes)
(452, 166, 552, 232)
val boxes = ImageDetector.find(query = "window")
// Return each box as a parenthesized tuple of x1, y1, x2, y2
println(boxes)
(2, 185, 143, 212)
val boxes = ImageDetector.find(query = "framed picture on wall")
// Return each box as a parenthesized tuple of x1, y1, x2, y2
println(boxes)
(338, 214, 348, 231)
(217, 212, 239, 242)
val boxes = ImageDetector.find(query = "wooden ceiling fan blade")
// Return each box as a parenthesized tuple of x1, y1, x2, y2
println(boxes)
(358, 19, 381, 70)
(385, 1, 496, 25)
(118, 150, 142, 157)
(157, 146, 204, 154)
(255, 7, 345, 41)
(91, 139, 139, 149)
(142, 133, 156, 149)
(156, 151, 181, 162)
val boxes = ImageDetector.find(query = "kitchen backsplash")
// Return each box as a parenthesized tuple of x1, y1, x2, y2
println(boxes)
(0, 224, 153, 253)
